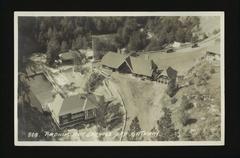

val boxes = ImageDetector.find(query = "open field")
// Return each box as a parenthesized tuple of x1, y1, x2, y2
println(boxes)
(199, 16, 220, 35)
(110, 72, 167, 140)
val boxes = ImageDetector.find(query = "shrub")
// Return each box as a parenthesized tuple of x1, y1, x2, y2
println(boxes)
(182, 129, 194, 141)
(87, 72, 105, 92)
(180, 112, 197, 126)
(188, 79, 194, 85)
(184, 102, 194, 110)
(203, 73, 211, 80)
(180, 112, 190, 126)
(171, 97, 177, 104)
(210, 68, 215, 74)
(212, 29, 220, 35)
(181, 96, 194, 110)
(202, 33, 208, 40)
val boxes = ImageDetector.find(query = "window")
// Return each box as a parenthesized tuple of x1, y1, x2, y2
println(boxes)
(61, 114, 69, 119)
(71, 112, 84, 120)
(85, 109, 96, 119)
(60, 114, 71, 124)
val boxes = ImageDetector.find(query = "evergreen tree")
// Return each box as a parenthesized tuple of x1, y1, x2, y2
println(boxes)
(154, 107, 179, 141)
(128, 31, 148, 51)
(127, 117, 144, 141)
(46, 37, 60, 66)
(60, 40, 69, 52)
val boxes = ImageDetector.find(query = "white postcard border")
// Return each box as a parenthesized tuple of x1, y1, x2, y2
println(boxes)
(14, 11, 225, 146)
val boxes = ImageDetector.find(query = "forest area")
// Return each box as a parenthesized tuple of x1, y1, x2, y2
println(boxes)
(18, 16, 200, 68)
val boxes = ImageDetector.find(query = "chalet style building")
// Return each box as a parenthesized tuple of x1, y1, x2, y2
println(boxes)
(101, 52, 178, 83)
(48, 93, 98, 128)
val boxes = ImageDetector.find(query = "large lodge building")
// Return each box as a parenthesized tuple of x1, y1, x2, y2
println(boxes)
(101, 52, 178, 84)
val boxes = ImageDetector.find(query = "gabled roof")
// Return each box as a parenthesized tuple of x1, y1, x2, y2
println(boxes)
(127, 56, 153, 77)
(101, 52, 128, 69)
(59, 94, 97, 116)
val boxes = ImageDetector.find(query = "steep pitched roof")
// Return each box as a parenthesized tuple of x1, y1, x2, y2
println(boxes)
(101, 52, 128, 69)
(127, 56, 153, 77)
(59, 94, 97, 116)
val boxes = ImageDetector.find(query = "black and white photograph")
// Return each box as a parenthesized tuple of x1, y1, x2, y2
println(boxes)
(14, 12, 224, 146)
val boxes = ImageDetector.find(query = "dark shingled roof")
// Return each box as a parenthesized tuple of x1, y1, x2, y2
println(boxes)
(59, 94, 97, 116)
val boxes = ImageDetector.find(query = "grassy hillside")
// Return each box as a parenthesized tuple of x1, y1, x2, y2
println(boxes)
(161, 60, 221, 141)
(198, 16, 220, 36)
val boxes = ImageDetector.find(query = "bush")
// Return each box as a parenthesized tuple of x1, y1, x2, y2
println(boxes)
(180, 112, 197, 126)
(202, 33, 208, 40)
(210, 68, 215, 74)
(181, 96, 193, 110)
(180, 112, 190, 126)
(203, 73, 211, 80)
(87, 73, 105, 92)
(182, 129, 194, 141)
(171, 97, 177, 104)
(212, 29, 220, 35)
(196, 73, 210, 86)
(188, 79, 194, 85)
(184, 102, 194, 110)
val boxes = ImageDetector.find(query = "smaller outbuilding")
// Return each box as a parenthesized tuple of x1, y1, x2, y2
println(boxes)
(59, 50, 81, 65)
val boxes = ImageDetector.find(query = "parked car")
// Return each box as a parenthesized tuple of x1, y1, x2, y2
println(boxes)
(191, 43, 199, 48)
(166, 48, 175, 53)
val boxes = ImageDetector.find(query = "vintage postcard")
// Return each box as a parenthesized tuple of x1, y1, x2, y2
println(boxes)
(14, 12, 224, 146)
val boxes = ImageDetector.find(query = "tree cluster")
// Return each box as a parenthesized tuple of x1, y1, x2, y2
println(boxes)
(18, 16, 200, 67)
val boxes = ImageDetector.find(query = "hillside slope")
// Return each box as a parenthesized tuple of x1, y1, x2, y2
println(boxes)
(199, 16, 220, 36)
(161, 60, 221, 141)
